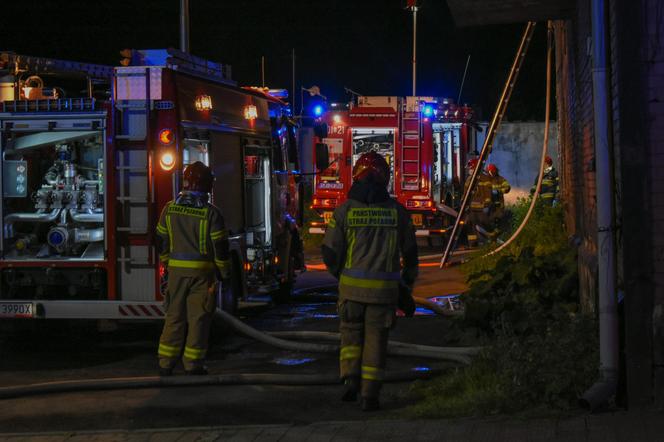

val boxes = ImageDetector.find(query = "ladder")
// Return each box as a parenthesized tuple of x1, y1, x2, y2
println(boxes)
(440, 21, 537, 267)
(401, 100, 422, 191)
(1, 52, 114, 80)
(114, 67, 155, 272)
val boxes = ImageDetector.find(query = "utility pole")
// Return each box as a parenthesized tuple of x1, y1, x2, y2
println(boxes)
(408, 0, 418, 96)
(292, 48, 296, 114)
(180, 0, 190, 53)
(261, 56, 265, 88)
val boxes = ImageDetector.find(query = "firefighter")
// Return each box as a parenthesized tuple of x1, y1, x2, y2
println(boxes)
(486, 163, 511, 237)
(322, 151, 418, 412)
(463, 158, 493, 246)
(531, 156, 559, 205)
(156, 161, 231, 376)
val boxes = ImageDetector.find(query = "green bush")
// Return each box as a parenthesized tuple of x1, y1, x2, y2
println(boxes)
(411, 200, 598, 416)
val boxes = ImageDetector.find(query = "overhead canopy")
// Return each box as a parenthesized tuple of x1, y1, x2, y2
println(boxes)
(9, 131, 100, 151)
(446, 0, 576, 27)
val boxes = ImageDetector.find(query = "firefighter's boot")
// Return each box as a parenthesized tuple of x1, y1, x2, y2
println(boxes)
(341, 376, 360, 402)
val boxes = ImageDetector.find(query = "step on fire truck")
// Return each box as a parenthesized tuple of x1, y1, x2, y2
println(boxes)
(309, 96, 476, 238)
(0, 49, 303, 321)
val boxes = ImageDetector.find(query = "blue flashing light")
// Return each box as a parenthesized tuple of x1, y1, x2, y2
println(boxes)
(313, 105, 324, 117)
(422, 105, 434, 117)
(412, 366, 431, 372)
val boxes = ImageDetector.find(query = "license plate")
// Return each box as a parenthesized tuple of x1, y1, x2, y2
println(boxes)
(411, 214, 423, 226)
(0, 302, 34, 318)
(323, 211, 333, 224)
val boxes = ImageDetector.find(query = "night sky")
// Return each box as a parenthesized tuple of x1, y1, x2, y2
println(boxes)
(2, 0, 550, 120)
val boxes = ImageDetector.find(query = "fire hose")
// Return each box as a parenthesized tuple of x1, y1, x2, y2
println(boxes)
(485, 21, 554, 257)
(0, 309, 481, 400)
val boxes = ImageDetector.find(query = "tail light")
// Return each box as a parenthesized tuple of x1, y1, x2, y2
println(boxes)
(158, 128, 175, 145)
(313, 198, 337, 207)
(406, 199, 433, 209)
(159, 151, 176, 171)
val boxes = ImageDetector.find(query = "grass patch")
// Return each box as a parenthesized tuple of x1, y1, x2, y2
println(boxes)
(410, 356, 506, 418)
(409, 198, 598, 417)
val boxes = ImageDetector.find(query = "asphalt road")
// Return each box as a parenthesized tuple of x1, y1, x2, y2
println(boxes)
(0, 265, 473, 434)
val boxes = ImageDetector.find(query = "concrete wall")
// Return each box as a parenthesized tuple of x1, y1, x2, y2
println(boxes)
(477, 121, 559, 205)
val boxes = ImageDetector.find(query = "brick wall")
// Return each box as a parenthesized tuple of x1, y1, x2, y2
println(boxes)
(644, 0, 664, 407)
(557, 0, 664, 406)
(554, 0, 598, 314)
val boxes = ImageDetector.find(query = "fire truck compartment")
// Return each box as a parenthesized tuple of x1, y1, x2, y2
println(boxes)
(1, 267, 107, 300)
(1, 128, 106, 262)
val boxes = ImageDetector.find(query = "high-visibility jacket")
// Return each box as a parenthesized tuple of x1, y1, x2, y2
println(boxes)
(464, 173, 494, 211)
(323, 198, 418, 305)
(532, 167, 559, 202)
(156, 197, 231, 278)
(490, 175, 511, 210)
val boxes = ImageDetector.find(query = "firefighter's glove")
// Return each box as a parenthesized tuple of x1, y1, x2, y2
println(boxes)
(397, 281, 416, 318)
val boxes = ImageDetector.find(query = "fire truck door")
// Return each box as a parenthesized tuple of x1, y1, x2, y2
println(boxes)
(208, 131, 244, 235)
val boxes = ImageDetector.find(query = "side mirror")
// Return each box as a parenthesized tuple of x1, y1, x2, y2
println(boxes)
(313, 122, 328, 139)
(315, 143, 330, 171)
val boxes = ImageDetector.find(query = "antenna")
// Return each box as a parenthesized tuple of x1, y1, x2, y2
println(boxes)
(457, 55, 471, 104)
(261, 56, 265, 88)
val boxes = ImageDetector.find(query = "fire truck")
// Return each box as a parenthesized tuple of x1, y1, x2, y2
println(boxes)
(0, 49, 302, 321)
(309, 96, 476, 237)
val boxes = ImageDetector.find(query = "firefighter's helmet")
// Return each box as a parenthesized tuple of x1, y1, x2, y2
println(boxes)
(352, 152, 390, 187)
(545, 155, 553, 167)
(486, 163, 499, 176)
(467, 158, 479, 171)
(182, 161, 214, 193)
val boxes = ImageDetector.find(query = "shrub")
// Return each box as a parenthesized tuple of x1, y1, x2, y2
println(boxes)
(411, 200, 598, 416)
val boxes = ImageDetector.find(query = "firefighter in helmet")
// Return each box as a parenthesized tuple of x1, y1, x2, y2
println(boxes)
(156, 161, 231, 376)
(463, 158, 493, 246)
(486, 163, 511, 237)
(531, 156, 559, 206)
(322, 151, 418, 411)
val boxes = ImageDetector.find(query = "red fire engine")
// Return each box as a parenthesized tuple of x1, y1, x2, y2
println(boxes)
(0, 49, 302, 321)
(309, 96, 476, 237)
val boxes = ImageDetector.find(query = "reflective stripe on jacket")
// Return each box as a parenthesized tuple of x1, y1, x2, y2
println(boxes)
(156, 201, 231, 278)
(490, 175, 511, 209)
(323, 199, 418, 304)
(465, 173, 494, 211)
(532, 168, 559, 200)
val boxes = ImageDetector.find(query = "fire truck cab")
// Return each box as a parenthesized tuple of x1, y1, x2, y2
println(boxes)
(310, 96, 476, 238)
(0, 49, 302, 321)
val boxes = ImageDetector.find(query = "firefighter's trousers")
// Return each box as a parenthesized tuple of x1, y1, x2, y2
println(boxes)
(339, 300, 395, 399)
(465, 210, 491, 246)
(158, 270, 216, 371)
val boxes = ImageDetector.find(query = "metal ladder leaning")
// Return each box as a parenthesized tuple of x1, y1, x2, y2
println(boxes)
(440, 21, 537, 267)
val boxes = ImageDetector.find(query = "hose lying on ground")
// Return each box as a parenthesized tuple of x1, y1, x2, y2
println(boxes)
(0, 364, 455, 400)
(267, 331, 481, 357)
(293, 284, 459, 318)
(216, 310, 475, 365)
(0, 308, 480, 399)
